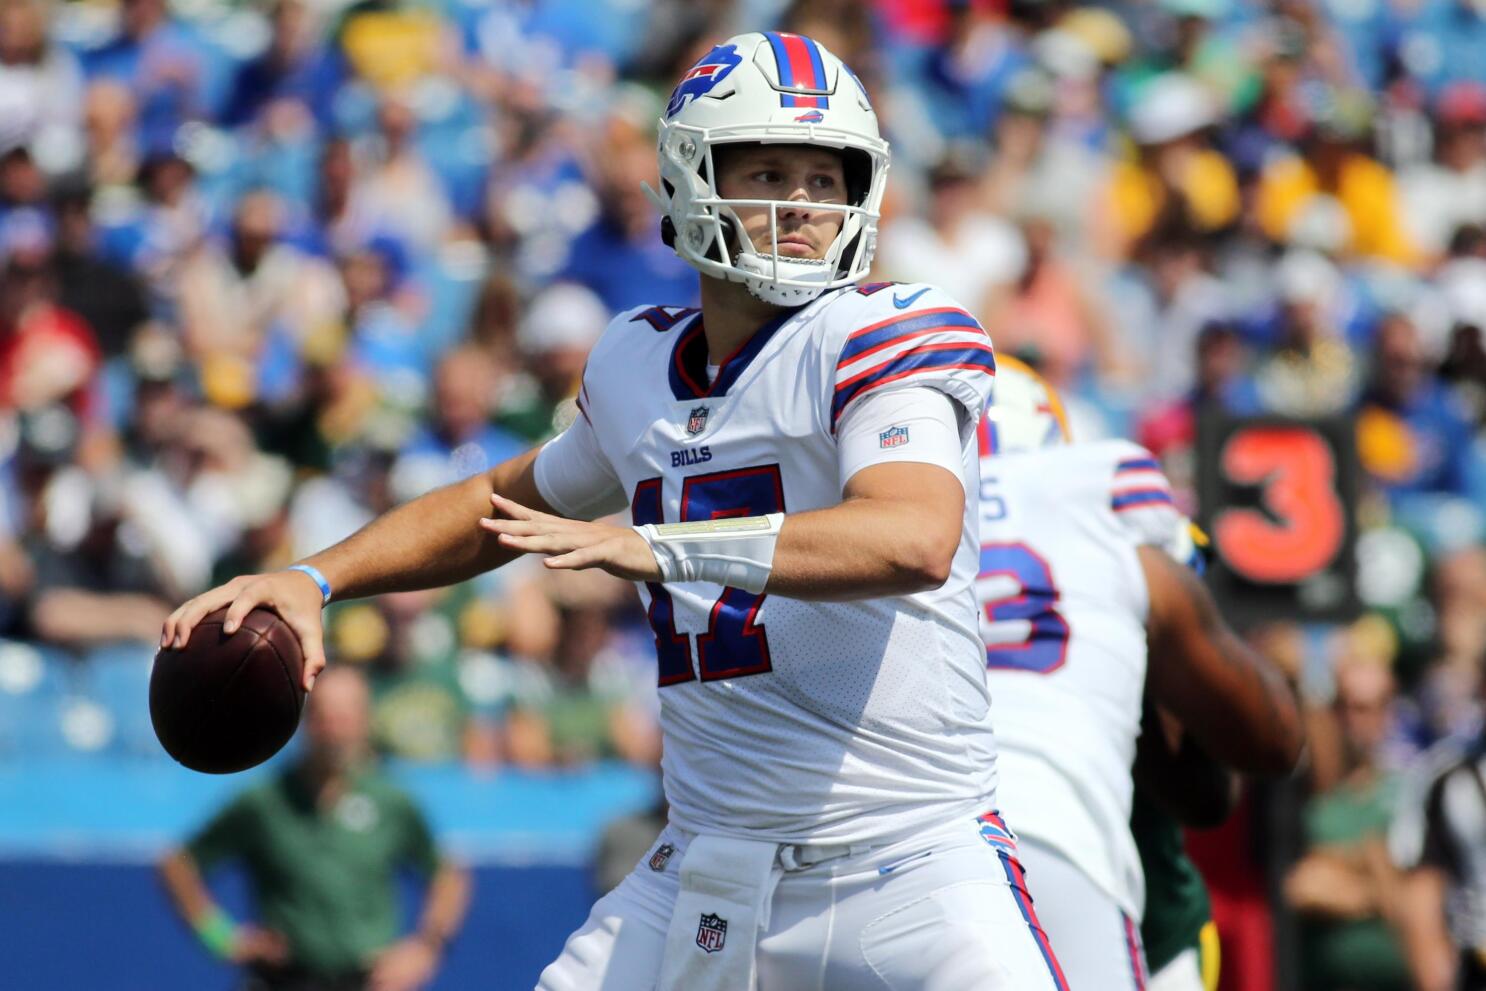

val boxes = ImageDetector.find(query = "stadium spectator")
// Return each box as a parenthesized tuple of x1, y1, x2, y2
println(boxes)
(1105, 72, 1240, 259)
(1256, 91, 1417, 265)
(50, 183, 149, 359)
(1358, 311, 1482, 507)
(79, 0, 208, 148)
(1400, 83, 1486, 261)
(0, 0, 85, 181)
(158, 666, 471, 991)
(1286, 654, 1410, 991)
(502, 282, 608, 442)
(877, 146, 1025, 320)
(391, 345, 524, 500)
(0, 212, 101, 417)
(504, 573, 658, 770)
(1253, 248, 1359, 416)
(178, 189, 343, 364)
(351, 97, 453, 256)
(555, 105, 695, 312)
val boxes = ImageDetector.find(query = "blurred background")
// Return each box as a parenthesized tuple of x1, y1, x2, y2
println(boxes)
(0, 0, 1484, 988)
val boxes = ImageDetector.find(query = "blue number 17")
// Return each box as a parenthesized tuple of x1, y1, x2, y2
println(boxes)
(631, 465, 785, 687)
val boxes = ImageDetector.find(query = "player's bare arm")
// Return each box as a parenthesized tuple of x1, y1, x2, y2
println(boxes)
(480, 459, 962, 600)
(1140, 544, 1306, 776)
(161, 446, 549, 688)
(1131, 700, 1239, 829)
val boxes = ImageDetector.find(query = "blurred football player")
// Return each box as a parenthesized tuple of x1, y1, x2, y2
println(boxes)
(974, 358, 1304, 989)
(167, 32, 1067, 990)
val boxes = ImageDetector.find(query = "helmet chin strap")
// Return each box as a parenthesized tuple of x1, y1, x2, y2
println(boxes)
(735, 254, 833, 305)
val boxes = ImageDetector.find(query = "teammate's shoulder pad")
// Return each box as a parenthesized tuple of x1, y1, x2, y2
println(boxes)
(1105, 441, 1175, 515)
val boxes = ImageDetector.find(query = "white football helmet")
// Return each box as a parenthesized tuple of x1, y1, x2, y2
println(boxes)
(646, 32, 890, 306)
(983, 355, 1072, 454)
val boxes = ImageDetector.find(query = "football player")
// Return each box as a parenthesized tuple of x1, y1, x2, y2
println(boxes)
(974, 358, 1304, 989)
(166, 33, 1067, 990)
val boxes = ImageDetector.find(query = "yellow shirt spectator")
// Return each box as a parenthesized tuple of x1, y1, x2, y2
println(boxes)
(1257, 153, 1417, 267)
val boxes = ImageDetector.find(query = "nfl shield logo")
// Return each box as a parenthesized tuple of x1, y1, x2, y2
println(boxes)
(696, 912, 727, 953)
(687, 406, 710, 436)
(879, 425, 909, 448)
(648, 843, 675, 872)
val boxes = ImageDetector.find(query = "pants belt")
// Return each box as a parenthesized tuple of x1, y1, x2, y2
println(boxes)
(776, 841, 869, 871)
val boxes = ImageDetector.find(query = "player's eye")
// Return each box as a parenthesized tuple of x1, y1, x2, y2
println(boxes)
(751, 169, 783, 184)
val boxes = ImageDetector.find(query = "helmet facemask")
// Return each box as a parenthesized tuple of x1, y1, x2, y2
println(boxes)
(648, 125, 888, 307)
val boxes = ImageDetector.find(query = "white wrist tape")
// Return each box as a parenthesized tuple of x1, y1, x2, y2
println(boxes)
(633, 513, 785, 594)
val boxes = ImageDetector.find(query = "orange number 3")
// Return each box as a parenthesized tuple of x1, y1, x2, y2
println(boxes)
(1213, 427, 1345, 584)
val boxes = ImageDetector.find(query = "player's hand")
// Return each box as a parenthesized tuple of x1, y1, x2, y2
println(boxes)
(479, 494, 661, 582)
(367, 936, 439, 991)
(228, 925, 289, 966)
(160, 570, 329, 691)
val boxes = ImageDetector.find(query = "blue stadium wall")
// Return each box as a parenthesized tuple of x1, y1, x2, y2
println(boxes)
(0, 758, 660, 990)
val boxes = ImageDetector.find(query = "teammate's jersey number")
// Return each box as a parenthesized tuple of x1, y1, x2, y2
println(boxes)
(631, 466, 784, 687)
(977, 542, 1070, 675)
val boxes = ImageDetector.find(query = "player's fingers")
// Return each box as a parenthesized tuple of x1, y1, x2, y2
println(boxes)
(477, 516, 548, 538)
(221, 584, 268, 636)
(488, 492, 543, 520)
(285, 616, 328, 692)
(166, 582, 249, 648)
(543, 543, 604, 571)
(496, 530, 583, 555)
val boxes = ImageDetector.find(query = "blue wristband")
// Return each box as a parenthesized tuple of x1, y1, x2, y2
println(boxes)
(288, 564, 332, 605)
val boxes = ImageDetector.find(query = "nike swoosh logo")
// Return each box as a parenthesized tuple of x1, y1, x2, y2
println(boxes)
(893, 288, 930, 309)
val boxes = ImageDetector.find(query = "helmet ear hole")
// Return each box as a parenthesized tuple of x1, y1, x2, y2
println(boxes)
(660, 216, 677, 249)
(841, 149, 872, 207)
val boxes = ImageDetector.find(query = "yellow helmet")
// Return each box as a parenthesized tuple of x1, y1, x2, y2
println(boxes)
(980, 355, 1072, 455)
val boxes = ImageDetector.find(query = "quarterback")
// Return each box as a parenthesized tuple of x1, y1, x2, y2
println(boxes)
(166, 32, 1067, 991)
(974, 360, 1304, 989)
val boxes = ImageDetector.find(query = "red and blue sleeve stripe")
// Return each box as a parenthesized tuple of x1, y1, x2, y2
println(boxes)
(1111, 489, 1175, 512)
(832, 342, 996, 426)
(766, 32, 830, 108)
(837, 307, 985, 366)
(1115, 456, 1162, 474)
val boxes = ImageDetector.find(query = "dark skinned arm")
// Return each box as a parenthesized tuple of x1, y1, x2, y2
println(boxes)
(1140, 544, 1305, 776)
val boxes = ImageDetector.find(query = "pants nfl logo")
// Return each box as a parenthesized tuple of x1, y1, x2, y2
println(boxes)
(696, 912, 727, 953)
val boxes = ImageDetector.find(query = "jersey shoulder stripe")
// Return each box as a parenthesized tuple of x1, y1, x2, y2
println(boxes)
(833, 343, 996, 426)
(1111, 488, 1175, 512)
(830, 293, 994, 428)
(836, 307, 985, 366)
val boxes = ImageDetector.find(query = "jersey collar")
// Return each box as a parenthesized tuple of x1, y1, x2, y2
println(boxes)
(667, 298, 826, 401)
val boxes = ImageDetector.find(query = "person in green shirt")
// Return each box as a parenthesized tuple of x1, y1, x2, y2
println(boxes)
(158, 666, 471, 991)
(1284, 658, 1410, 991)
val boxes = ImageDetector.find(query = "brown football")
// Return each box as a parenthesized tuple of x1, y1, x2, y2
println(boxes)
(150, 607, 305, 774)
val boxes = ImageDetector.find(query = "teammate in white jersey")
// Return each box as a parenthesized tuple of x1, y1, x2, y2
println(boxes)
(973, 358, 1304, 990)
(166, 32, 1069, 991)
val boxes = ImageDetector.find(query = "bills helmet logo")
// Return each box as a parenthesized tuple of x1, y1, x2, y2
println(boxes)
(794, 110, 825, 123)
(879, 425, 909, 448)
(686, 406, 710, 436)
(667, 45, 743, 119)
(696, 912, 728, 953)
(648, 843, 676, 872)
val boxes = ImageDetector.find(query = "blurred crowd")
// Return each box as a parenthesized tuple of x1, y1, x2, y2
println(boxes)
(1, 0, 1486, 985)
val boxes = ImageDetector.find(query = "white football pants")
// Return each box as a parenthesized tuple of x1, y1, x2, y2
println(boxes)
(1012, 837, 1149, 990)
(536, 809, 1070, 990)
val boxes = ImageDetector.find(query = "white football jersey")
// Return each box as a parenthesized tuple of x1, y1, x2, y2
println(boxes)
(536, 282, 998, 844)
(974, 435, 1188, 918)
